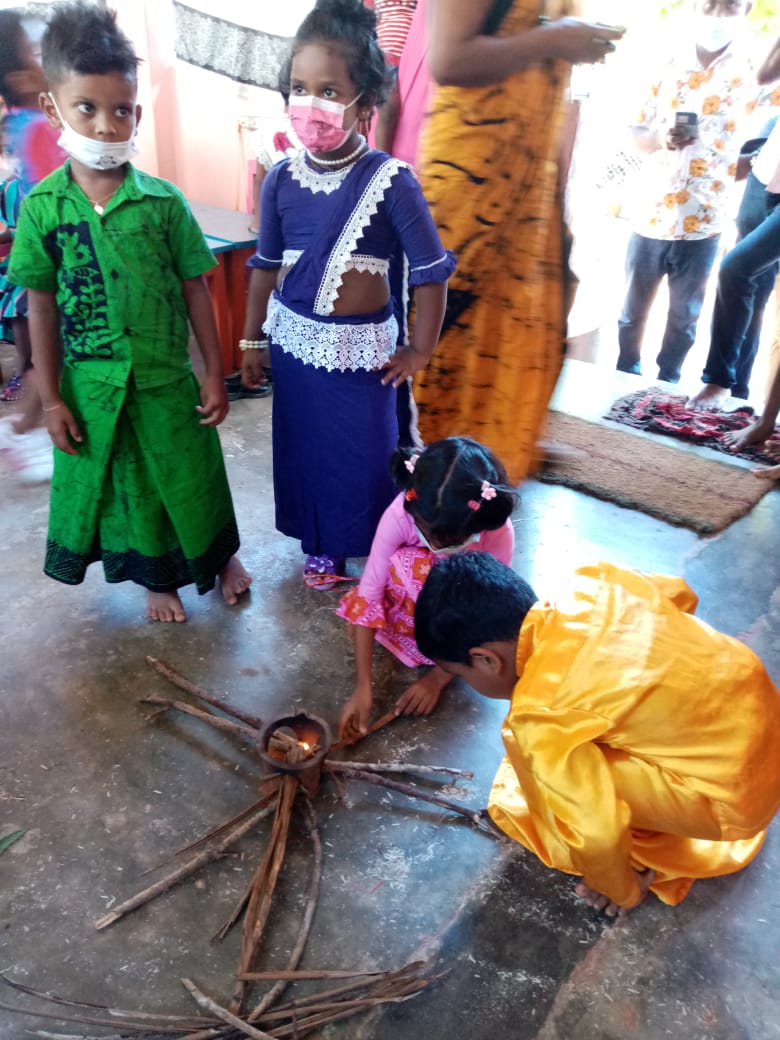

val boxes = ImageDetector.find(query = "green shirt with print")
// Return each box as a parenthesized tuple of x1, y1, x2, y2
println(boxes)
(8, 161, 217, 389)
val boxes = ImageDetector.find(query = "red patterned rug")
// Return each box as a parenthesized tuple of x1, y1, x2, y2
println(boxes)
(603, 387, 780, 464)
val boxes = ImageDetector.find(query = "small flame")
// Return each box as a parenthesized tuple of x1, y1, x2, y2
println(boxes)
(299, 741, 311, 751)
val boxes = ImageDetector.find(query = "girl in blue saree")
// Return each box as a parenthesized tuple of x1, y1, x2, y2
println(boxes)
(240, 0, 454, 590)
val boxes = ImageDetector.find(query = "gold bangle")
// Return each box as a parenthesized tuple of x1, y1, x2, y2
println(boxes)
(42, 402, 62, 413)
(238, 338, 268, 351)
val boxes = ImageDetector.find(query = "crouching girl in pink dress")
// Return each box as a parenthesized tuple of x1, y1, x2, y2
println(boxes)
(337, 436, 516, 741)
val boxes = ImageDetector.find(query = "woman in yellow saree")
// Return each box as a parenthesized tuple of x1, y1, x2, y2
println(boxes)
(414, 2, 624, 483)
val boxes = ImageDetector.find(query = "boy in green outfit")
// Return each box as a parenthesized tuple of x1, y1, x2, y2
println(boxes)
(9, 2, 251, 622)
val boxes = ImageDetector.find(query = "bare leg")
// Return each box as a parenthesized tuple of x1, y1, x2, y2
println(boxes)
(687, 383, 731, 411)
(394, 665, 451, 717)
(147, 590, 187, 623)
(218, 555, 252, 605)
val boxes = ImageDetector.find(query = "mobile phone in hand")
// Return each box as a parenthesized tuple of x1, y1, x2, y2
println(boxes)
(674, 112, 699, 138)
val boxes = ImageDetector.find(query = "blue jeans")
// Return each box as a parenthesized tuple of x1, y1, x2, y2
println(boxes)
(617, 232, 720, 383)
(701, 173, 780, 398)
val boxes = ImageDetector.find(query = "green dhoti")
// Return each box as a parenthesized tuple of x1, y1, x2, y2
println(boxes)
(45, 370, 239, 593)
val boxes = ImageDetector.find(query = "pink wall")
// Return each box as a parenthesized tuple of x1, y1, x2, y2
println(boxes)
(114, 0, 285, 211)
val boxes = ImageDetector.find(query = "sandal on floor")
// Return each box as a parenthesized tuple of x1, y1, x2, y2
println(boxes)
(0, 374, 23, 403)
(225, 372, 270, 401)
(303, 555, 346, 591)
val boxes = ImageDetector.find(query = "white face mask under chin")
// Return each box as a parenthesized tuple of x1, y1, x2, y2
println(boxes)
(49, 94, 139, 170)
(696, 14, 737, 53)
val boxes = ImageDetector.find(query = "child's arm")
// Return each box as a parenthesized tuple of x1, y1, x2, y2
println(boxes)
(339, 626, 377, 742)
(382, 281, 448, 388)
(241, 267, 278, 389)
(181, 275, 228, 426)
(337, 495, 411, 740)
(27, 288, 82, 454)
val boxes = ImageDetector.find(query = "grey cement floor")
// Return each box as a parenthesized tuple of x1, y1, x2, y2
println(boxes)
(1, 359, 779, 1040)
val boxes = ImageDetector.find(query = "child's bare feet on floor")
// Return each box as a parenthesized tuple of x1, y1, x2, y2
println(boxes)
(219, 555, 252, 605)
(147, 590, 187, 623)
(394, 665, 451, 716)
(575, 868, 655, 917)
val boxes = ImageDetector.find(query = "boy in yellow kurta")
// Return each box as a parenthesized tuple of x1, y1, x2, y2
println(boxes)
(414, 552, 780, 916)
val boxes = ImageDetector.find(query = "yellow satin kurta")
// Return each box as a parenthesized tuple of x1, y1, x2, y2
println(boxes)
(488, 562, 780, 907)
(415, 0, 575, 483)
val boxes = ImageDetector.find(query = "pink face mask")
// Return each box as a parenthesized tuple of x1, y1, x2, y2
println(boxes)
(288, 93, 360, 153)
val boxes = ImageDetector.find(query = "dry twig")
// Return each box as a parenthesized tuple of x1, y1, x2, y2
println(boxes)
(95, 801, 275, 931)
(183, 979, 275, 1039)
(140, 694, 259, 742)
(325, 759, 473, 779)
(145, 656, 263, 730)
(329, 766, 498, 836)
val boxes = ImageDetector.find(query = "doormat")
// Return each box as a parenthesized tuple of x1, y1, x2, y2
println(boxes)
(604, 387, 780, 465)
(538, 411, 775, 535)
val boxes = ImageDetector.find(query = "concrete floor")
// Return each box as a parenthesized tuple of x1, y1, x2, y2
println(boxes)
(1, 358, 779, 1040)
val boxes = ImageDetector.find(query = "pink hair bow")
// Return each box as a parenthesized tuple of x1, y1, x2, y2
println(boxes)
(467, 480, 497, 511)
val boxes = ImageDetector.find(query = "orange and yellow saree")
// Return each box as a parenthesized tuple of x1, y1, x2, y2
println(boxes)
(415, 0, 575, 483)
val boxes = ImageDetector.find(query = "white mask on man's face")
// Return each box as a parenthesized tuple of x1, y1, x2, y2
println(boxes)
(49, 93, 139, 170)
(696, 13, 739, 53)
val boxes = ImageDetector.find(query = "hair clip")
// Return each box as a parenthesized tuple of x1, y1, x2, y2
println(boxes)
(404, 455, 419, 473)
(405, 489, 418, 502)
(467, 480, 497, 512)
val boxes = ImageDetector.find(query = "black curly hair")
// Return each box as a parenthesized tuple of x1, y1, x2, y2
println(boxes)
(279, 0, 391, 106)
(42, 2, 138, 88)
(391, 437, 517, 544)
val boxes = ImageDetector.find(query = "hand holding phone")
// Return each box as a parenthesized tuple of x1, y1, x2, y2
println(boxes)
(666, 111, 699, 150)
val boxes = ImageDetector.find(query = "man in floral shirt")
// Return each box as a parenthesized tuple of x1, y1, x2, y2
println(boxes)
(616, 0, 779, 385)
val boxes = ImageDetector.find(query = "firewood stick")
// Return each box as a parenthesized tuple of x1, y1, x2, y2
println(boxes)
(329, 767, 500, 836)
(248, 795, 322, 1022)
(0, 998, 205, 1034)
(233, 776, 297, 1011)
(146, 656, 264, 729)
(254, 961, 429, 1017)
(94, 802, 275, 930)
(328, 709, 398, 752)
(143, 796, 273, 877)
(240, 969, 386, 982)
(324, 760, 473, 779)
(140, 694, 259, 742)
(0, 972, 218, 1036)
(182, 979, 276, 1040)
(263, 976, 441, 1038)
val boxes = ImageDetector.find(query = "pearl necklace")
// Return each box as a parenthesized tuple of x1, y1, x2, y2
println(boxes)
(306, 136, 367, 169)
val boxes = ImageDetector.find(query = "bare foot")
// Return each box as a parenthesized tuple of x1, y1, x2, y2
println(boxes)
(752, 461, 780, 481)
(394, 665, 451, 716)
(219, 555, 252, 605)
(687, 384, 730, 411)
(147, 590, 187, 623)
(723, 417, 776, 453)
(575, 868, 655, 918)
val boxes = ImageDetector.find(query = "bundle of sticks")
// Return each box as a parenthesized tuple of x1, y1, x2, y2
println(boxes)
(0, 656, 498, 1039)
